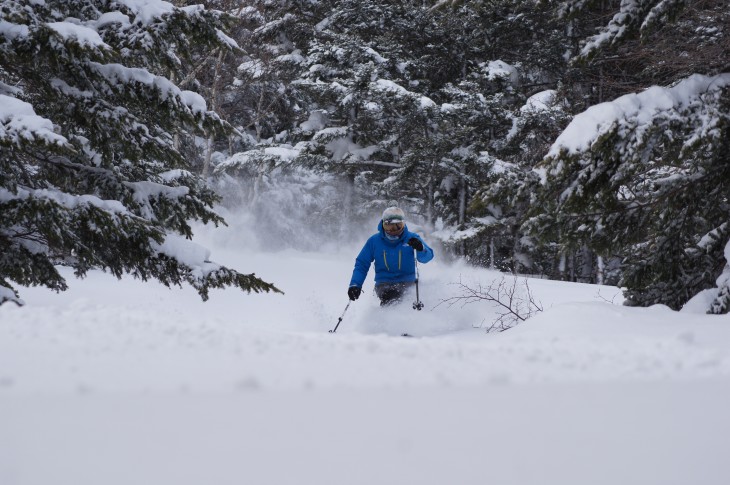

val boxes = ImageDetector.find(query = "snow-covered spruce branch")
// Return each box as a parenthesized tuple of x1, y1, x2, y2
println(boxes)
(439, 275, 543, 332)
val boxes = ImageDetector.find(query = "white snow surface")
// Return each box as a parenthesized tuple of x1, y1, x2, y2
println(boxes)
(1, 217, 730, 485)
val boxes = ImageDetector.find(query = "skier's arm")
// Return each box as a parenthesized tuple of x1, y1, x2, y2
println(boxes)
(349, 239, 374, 287)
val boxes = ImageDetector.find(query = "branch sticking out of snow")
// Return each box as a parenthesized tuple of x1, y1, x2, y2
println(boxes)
(438, 275, 543, 332)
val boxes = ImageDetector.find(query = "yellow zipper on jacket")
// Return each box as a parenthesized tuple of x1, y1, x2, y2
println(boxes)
(383, 250, 403, 271)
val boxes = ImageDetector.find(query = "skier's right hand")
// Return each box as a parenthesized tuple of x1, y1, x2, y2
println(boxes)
(348, 286, 362, 301)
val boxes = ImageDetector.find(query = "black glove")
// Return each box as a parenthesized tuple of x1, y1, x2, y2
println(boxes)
(348, 286, 362, 301)
(408, 237, 424, 252)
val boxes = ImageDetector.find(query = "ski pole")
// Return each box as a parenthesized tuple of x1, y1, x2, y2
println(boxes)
(413, 249, 424, 311)
(329, 301, 351, 333)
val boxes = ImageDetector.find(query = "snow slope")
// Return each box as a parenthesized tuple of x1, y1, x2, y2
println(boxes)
(2, 219, 730, 485)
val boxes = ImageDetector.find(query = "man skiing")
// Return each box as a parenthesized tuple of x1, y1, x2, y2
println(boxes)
(348, 207, 434, 306)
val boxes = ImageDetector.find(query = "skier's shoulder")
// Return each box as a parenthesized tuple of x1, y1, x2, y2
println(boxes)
(363, 232, 382, 248)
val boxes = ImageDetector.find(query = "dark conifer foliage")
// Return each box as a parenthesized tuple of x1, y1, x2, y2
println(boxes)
(0, 0, 280, 305)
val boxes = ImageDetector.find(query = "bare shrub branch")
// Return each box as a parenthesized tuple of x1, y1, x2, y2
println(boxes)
(439, 275, 543, 332)
(595, 288, 623, 304)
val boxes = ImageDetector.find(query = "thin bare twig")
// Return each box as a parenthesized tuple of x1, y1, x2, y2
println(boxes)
(439, 274, 543, 332)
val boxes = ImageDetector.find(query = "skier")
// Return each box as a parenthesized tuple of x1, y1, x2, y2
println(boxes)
(348, 207, 434, 306)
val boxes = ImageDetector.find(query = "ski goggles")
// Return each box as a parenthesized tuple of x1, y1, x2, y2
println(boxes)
(383, 219, 404, 231)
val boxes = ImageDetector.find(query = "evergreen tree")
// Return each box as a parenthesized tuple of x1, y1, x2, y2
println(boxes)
(217, 0, 447, 228)
(526, 0, 730, 306)
(0, 0, 280, 305)
(426, 0, 571, 271)
(532, 74, 730, 310)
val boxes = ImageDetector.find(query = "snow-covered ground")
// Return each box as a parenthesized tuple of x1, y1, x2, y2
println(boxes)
(2, 217, 730, 485)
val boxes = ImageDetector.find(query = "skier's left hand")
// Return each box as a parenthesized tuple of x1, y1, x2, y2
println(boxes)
(348, 286, 362, 301)
(408, 237, 424, 251)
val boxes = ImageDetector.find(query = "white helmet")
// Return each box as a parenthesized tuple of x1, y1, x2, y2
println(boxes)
(382, 207, 405, 237)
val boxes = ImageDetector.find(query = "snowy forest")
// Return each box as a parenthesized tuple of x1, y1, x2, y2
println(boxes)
(1, 0, 729, 312)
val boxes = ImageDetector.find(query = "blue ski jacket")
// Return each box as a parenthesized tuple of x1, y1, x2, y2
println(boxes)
(349, 222, 434, 288)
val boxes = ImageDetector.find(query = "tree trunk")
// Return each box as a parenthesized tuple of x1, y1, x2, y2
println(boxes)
(458, 175, 467, 225)
(202, 50, 225, 181)
(340, 173, 355, 239)
(596, 255, 605, 285)
(578, 244, 594, 283)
